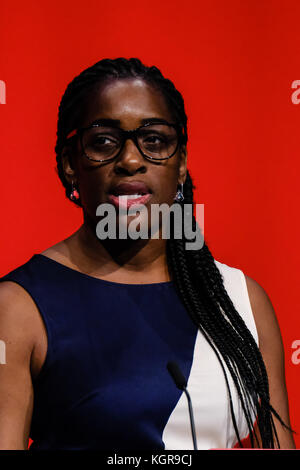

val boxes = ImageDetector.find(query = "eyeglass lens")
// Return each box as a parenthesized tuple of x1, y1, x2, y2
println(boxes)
(81, 124, 179, 161)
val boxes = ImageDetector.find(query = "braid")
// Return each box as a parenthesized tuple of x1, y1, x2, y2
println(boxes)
(168, 171, 294, 447)
(55, 57, 293, 448)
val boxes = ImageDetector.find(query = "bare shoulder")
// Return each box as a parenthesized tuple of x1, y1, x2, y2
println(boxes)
(244, 274, 283, 349)
(0, 281, 47, 379)
(0, 281, 39, 350)
(0, 281, 37, 448)
(243, 274, 296, 448)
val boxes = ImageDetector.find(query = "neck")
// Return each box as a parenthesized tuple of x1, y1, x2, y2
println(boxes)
(65, 212, 172, 282)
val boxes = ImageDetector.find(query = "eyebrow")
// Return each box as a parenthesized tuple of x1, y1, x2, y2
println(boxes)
(89, 117, 173, 127)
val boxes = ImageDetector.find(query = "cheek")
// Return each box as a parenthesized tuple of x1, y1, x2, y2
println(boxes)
(160, 185, 177, 205)
(153, 167, 179, 204)
(76, 169, 109, 213)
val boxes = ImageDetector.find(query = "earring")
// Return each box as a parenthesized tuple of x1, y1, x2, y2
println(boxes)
(174, 182, 184, 202)
(70, 180, 80, 201)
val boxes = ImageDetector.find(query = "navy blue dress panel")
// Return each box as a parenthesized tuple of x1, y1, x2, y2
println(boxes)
(0, 254, 198, 450)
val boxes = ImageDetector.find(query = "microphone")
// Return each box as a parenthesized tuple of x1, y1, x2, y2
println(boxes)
(167, 361, 198, 450)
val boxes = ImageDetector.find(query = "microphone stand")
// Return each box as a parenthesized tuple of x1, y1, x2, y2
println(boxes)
(182, 386, 198, 450)
(167, 361, 198, 450)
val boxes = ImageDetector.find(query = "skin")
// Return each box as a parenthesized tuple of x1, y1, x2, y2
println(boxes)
(245, 276, 296, 449)
(0, 79, 296, 449)
(57, 78, 188, 285)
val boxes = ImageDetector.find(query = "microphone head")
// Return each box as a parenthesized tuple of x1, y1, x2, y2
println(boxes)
(167, 361, 187, 390)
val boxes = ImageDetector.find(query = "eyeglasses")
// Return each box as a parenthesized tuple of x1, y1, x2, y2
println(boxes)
(65, 120, 183, 162)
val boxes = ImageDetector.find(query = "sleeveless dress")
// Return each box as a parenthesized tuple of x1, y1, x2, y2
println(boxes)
(0, 254, 259, 450)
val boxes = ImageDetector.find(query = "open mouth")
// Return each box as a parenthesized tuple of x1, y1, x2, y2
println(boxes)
(111, 191, 148, 197)
(107, 193, 152, 209)
(108, 181, 152, 208)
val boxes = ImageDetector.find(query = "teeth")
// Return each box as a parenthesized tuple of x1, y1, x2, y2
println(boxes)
(118, 194, 143, 199)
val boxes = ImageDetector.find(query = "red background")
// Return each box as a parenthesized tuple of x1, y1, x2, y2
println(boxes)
(0, 0, 299, 449)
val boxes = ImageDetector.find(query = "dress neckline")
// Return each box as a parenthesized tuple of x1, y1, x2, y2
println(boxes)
(33, 254, 173, 287)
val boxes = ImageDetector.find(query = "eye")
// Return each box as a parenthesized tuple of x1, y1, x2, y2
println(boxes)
(94, 136, 116, 145)
(140, 132, 167, 143)
(90, 135, 120, 149)
(143, 135, 165, 144)
(83, 127, 122, 149)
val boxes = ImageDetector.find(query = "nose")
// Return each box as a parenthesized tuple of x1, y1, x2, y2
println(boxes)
(113, 137, 147, 174)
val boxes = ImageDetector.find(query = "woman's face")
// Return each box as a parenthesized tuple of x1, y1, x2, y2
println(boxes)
(62, 78, 187, 231)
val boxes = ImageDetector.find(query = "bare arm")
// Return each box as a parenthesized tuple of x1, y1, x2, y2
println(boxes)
(0, 281, 37, 450)
(245, 274, 296, 449)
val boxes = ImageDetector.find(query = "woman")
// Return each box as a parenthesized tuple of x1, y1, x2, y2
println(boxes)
(0, 57, 296, 450)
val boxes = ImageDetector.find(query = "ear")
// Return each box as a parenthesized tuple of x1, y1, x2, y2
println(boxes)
(61, 145, 77, 185)
(178, 144, 187, 185)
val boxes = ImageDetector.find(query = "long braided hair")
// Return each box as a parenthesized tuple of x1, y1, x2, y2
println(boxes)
(54, 57, 292, 448)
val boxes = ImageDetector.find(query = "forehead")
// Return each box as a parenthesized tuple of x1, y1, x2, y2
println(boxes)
(81, 78, 174, 129)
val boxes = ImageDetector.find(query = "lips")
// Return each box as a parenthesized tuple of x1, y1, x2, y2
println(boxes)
(107, 181, 152, 210)
(109, 181, 151, 196)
